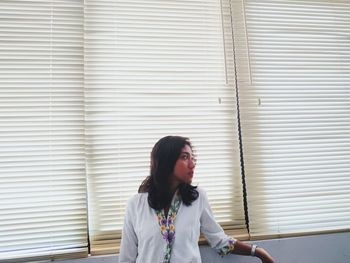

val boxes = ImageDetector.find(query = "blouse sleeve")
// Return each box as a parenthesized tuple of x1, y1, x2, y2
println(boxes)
(119, 196, 138, 263)
(199, 188, 237, 256)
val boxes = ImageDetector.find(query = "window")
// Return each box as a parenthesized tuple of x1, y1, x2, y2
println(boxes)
(0, 0, 87, 262)
(1, 0, 350, 261)
(84, 0, 247, 254)
(231, 0, 350, 238)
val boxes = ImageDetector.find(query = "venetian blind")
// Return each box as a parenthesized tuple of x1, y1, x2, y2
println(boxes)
(231, 0, 350, 238)
(0, 1, 87, 262)
(84, 0, 247, 254)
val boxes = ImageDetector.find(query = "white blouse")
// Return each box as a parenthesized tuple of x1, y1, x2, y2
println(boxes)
(119, 187, 235, 263)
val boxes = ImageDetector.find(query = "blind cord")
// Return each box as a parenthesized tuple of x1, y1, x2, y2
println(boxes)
(229, 0, 251, 235)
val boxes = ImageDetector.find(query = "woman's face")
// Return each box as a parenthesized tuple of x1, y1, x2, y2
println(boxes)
(171, 144, 196, 186)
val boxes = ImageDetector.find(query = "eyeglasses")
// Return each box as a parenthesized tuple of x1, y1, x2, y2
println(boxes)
(179, 152, 197, 164)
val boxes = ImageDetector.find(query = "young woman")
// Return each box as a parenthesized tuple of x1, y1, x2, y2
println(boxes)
(119, 135, 276, 263)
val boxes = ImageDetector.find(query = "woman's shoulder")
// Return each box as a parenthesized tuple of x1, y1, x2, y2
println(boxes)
(195, 185, 207, 196)
(193, 185, 209, 203)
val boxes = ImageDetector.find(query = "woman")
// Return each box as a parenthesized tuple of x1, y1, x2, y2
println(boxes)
(119, 135, 276, 263)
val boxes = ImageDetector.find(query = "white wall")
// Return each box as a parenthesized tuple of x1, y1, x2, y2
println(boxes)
(63, 232, 350, 263)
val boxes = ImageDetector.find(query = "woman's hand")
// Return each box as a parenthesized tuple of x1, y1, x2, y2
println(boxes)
(256, 247, 276, 263)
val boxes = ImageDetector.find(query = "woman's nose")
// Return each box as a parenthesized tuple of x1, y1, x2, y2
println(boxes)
(189, 158, 196, 168)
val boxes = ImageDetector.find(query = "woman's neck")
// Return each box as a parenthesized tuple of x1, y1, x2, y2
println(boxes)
(169, 179, 180, 196)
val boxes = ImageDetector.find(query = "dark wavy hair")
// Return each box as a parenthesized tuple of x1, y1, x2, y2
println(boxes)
(138, 135, 199, 210)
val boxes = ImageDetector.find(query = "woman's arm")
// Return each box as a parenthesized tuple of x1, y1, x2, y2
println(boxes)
(232, 240, 276, 263)
(199, 188, 276, 263)
(119, 197, 138, 263)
